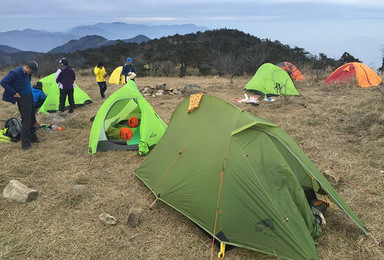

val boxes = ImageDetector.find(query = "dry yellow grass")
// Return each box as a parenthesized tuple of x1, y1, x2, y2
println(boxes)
(0, 69, 384, 260)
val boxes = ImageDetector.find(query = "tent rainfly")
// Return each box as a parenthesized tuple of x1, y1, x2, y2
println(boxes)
(276, 61, 304, 81)
(109, 66, 125, 85)
(88, 81, 167, 155)
(135, 94, 370, 260)
(325, 62, 383, 88)
(244, 63, 299, 96)
(38, 73, 92, 114)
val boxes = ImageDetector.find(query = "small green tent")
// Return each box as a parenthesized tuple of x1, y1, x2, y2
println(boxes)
(135, 95, 369, 260)
(244, 63, 299, 96)
(88, 81, 167, 155)
(38, 73, 92, 114)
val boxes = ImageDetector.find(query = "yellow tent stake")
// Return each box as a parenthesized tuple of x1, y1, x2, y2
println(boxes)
(217, 242, 225, 260)
(323, 195, 331, 209)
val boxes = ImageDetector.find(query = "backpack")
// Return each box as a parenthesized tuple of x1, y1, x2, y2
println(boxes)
(4, 117, 22, 142)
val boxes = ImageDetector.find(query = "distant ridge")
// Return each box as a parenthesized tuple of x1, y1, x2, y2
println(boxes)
(0, 23, 208, 53)
(48, 35, 151, 53)
(0, 44, 22, 54)
(68, 22, 208, 40)
(0, 29, 78, 53)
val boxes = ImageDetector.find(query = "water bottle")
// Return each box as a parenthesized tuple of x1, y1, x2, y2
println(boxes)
(50, 124, 63, 131)
(41, 123, 62, 131)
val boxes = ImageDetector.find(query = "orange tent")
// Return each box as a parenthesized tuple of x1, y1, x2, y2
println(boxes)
(276, 62, 304, 81)
(325, 62, 382, 88)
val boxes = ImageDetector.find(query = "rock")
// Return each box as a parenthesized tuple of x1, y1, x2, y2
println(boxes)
(156, 83, 167, 90)
(3, 180, 38, 203)
(99, 213, 117, 225)
(155, 90, 164, 96)
(127, 207, 143, 227)
(181, 84, 202, 95)
(323, 170, 340, 186)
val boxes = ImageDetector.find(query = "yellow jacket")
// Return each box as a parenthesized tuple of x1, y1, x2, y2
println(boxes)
(94, 66, 107, 82)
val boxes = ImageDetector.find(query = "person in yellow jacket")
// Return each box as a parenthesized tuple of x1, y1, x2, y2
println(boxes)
(94, 62, 108, 98)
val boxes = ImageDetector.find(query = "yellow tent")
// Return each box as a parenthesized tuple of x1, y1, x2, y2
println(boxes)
(109, 66, 125, 85)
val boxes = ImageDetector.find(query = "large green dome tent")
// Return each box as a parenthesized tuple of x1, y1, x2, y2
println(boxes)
(135, 94, 369, 260)
(38, 73, 92, 114)
(244, 63, 299, 96)
(88, 81, 167, 155)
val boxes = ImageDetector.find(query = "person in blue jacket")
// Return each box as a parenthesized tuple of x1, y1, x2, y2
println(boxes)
(120, 57, 136, 83)
(31, 81, 46, 112)
(0, 61, 40, 149)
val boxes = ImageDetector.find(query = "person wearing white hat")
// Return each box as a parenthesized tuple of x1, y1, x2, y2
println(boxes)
(56, 58, 76, 114)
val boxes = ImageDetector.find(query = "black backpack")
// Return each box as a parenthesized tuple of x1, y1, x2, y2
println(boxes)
(4, 117, 22, 142)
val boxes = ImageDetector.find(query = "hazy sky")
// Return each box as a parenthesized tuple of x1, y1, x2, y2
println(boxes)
(1, 0, 383, 68)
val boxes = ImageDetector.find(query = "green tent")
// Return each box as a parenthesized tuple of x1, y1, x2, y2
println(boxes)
(244, 63, 299, 96)
(88, 81, 167, 155)
(135, 95, 369, 260)
(38, 73, 92, 114)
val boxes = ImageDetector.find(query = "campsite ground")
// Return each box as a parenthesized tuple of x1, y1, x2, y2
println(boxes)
(0, 69, 384, 260)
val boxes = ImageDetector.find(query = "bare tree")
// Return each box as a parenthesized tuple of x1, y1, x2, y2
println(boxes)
(379, 46, 384, 73)
(210, 49, 243, 84)
(242, 43, 269, 74)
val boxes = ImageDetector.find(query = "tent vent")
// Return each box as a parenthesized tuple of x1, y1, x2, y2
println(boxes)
(187, 94, 203, 113)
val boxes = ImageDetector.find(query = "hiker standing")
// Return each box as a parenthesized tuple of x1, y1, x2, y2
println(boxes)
(94, 62, 107, 98)
(56, 58, 76, 114)
(0, 61, 40, 150)
(120, 57, 136, 83)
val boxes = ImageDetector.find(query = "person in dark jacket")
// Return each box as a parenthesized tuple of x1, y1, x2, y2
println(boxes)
(56, 58, 76, 114)
(120, 57, 136, 83)
(0, 61, 40, 149)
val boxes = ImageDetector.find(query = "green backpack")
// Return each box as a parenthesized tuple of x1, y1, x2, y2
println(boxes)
(4, 117, 22, 142)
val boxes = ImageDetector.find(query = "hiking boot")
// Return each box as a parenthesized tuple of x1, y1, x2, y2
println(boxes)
(22, 145, 32, 150)
(30, 138, 40, 143)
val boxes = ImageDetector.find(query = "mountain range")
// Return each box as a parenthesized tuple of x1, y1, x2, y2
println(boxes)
(48, 35, 150, 54)
(0, 23, 208, 53)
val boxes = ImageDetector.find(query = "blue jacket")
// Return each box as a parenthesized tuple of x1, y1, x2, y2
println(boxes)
(32, 88, 46, 106)
(1, 66, 31, 104)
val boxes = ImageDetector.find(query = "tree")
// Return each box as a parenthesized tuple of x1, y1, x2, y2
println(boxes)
(242, 43, 270, 74)
(172, 37, 207, 78)
(379, 47, 384, 72)
(210, 49, 243, 83)
(340, 52, 361, 63)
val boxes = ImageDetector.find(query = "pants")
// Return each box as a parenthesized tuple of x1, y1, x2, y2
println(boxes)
(97, 81, 107, 98)
(16, 94, 37, 148)
(34, 99, 44, 113)
(59, 88, 75, 113)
